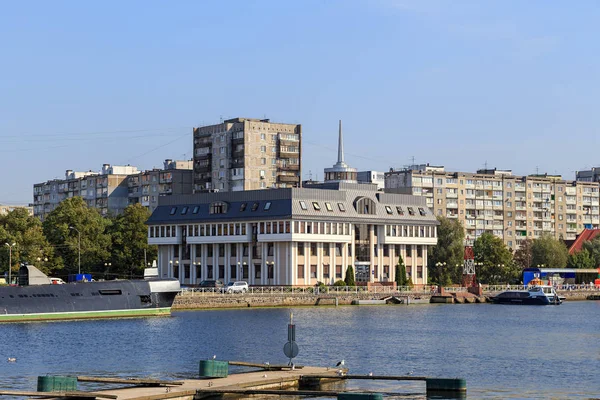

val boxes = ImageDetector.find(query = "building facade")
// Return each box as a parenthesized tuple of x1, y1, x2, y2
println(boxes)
(146, 183, 438, 287)
(127, 159, 193, 212)
(33, 160, 193, 220)
(193, 118, 302, 193)
(0, 204, 33, 216)
(385, 165, 600, 250)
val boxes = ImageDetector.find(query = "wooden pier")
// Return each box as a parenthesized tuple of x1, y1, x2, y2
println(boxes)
(1, 364, 466, 399)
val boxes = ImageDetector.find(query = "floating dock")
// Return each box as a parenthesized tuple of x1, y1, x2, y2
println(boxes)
(2, 363, 466, 399)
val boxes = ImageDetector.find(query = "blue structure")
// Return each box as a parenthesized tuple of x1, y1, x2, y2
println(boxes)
(523, 268, 577, 285)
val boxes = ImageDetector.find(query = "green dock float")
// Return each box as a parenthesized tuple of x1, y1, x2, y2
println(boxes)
(199, 360, 229, 378)
(338, 394, 384, 400)
(37, 375, 78, 392)
(426, 377, 467, 393)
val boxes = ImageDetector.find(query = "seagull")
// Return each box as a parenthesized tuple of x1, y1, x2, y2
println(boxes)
(336, 359, 345, 367)
(263, 374, 268, 378)
(212, 355, 216, 360)
(208, 381, 213, 387)
(336, 369, 345, 376)
(407, 370, 414, 376)
(7, 358, 16, 363)
(264, 362, 270, 367)
(368, 372, 373, 377)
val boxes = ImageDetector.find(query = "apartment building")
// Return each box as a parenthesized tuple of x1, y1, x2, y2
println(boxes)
(127, 159, 193, 213)
(0, 204, 33, 216)
(33, 160, 193, 220)
(576, 167, 600, 182)
(385, 165, 600, 250)
(33, 164, 138, 220)
(192, 118, 301, 193)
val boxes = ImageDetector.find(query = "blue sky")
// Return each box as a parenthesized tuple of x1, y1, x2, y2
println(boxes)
(1, 0, 600, 203)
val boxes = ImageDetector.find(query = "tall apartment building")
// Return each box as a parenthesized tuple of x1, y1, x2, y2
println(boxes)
(385, 165, 600, 250)
(33, 164, 138, 220)
(192, 118, 301, 193)
(127, 159, 193, 212)
(576, 167, 600, 182)
(33, 160, 193, 220)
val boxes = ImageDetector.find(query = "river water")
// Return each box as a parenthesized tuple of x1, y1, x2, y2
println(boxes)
(0, 302, 599, 399)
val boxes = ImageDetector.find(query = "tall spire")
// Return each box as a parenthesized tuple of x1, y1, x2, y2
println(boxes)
(337, 120, 344, 164)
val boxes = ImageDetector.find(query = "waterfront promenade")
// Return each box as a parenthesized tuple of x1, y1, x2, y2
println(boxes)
(173, 284, 600, 309)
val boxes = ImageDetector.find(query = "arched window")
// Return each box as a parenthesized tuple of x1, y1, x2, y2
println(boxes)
(353, 197, 376, 215)
(209, 201, 228, 214)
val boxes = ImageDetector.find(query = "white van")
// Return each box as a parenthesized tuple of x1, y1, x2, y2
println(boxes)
(49, 277, 65, 285)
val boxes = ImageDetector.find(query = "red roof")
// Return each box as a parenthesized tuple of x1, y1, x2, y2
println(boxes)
(568, 229, 600, 255)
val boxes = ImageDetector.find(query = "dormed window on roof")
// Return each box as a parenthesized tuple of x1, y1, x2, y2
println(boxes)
(209, 201, 228, 214)
(354, 197, 376, 215)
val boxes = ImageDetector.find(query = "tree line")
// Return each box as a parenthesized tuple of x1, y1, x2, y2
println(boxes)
(0, 197, 155, 280)
(427, 216, 598, 286)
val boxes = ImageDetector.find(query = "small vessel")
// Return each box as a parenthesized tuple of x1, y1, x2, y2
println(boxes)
(491, 285, 563, 305)
(0, 264, 180, 322)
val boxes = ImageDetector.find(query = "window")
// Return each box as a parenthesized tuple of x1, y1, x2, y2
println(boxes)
(385, 206, 393, 214)
(261, 158, 266, 165)
(260, 133, 266, 140)
(264, 202, 272, 211)
(338, 203, 346, 212)
(240, 203, 247, 212)
(251, 202, 259, 211)
(407, 207, 415, 216)
(325, 202, 333, 211)
(169, 207, 177, 215)
(297, 265, 304, 279)
(192, 206, 199, 214)
(418, 207, 426, 216)
(299, 201, 308, 210)
(396, 206, 404, 215)
(312, 202, 321, 211)
(181, 206, 188, 215)
(261, 146, 266, 152)
(310, 265, 317, 279)
(209, 202, 227, 214)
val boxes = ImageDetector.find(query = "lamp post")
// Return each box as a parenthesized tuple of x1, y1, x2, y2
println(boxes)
(5, 243, 16, 285)
(69, 226, 81, 275)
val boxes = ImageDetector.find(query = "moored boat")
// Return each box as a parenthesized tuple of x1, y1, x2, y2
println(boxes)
(491, 285, 563, 305)
(0, 264, 180, 322)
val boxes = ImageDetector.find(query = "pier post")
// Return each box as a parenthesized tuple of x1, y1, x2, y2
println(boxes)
(426, 378, 466, 395)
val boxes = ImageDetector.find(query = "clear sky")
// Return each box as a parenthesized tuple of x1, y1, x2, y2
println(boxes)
(2, 0, 600, 204)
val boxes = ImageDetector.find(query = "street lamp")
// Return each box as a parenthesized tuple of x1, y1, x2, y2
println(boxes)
(5, 243, 16, 285)
(69, 226, 81, 275)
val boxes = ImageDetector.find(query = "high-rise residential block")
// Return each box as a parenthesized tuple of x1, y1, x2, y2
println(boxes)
(192, 118, 302, 193)
(385, 165, 600, 250)
(33, 160, 193, 220)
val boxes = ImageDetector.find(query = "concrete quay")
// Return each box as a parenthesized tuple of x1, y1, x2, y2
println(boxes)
(172, 288, 599, 309)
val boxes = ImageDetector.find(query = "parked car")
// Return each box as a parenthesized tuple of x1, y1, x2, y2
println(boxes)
(49, 277, 65, 285)
(198, 280, 224, 289)
(221, 281, 249, 294)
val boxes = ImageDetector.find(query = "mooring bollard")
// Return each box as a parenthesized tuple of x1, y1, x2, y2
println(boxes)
(338, 393, 384, 400)
(37, 376, 78, 392)
(426, 377, 467, 393)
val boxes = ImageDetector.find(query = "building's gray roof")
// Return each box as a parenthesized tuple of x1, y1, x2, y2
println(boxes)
(147, 183, 438, 226)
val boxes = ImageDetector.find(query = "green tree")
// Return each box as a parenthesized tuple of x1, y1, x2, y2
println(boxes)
(108, 204, 156, 278)
(531, 234, 568, 269)
(567, 248, 595, 269)
(428, 216, 465, 285)
(395, 255, 408, 286)
(344, 265, 356, 286)
(0, 208, 58, 275)
(581, 237, 600, 267)
(513, 238, 533, 270)
(473, 232, 518, 284)
(42, 197, 111, 276)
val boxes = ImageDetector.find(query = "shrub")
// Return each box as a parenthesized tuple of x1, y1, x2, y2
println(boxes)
(333, 280, 346, 287)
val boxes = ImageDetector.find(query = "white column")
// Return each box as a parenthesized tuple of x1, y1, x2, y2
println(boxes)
(290, 242, 296, 285)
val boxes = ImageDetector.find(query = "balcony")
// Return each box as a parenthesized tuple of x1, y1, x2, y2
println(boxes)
(278, 164, 299, 172)
(278, 174, 299, 183)
(278, 149, 299, 159)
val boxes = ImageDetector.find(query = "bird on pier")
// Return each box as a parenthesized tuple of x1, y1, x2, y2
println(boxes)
(208, 381, 213, 387)
(368, 372, 373, 377)
(336, 359, 345, 367)
(212, 355, 216, 360)
(7, 358, 16, 363)
(407, 370, 414, 376)
(264, 361, 270, 367)
(336, 369, 345, 377)
(263, 374, 268, 378)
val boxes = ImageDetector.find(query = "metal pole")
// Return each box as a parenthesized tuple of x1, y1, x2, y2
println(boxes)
(78, 230, 81, 275)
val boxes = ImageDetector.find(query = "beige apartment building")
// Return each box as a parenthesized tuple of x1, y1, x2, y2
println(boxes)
(0, 204, 33, 216)
(193, 118, 301, 193)
(33, 160, 193, 220)
(385, 165, 600, 250)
